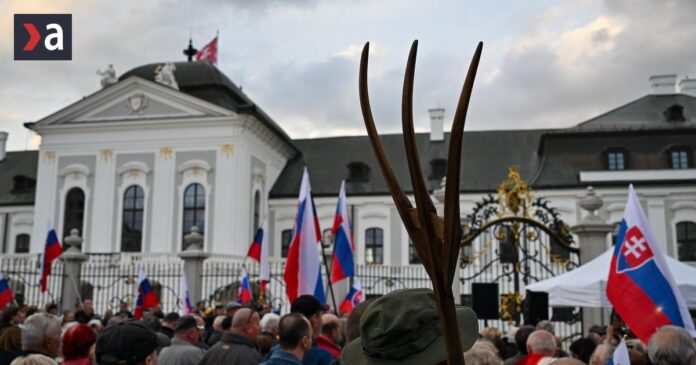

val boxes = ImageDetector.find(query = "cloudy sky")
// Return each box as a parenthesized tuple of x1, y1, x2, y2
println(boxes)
(1, 0, 695, 151)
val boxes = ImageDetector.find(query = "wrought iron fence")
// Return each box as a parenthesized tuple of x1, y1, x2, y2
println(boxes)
(0, 254, 63, 308)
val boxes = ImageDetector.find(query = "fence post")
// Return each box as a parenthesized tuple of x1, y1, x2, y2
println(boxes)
(570, 186, 612, 334)
(178, 226, 209, 305)
(60, 229, 87, 311)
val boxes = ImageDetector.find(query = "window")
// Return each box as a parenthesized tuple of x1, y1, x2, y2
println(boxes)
(121, 186, 144, 252)
(365, 228, 383, 264)
(409, 240, 421, 264)
(668, 147, 691, 169)
(63, 188, 85, 239)
(664, 104, 686, 122)
(347, 162, 370, 183)
(677, 221, 696, 261)
(11, 175, 36, 194)
(182, 183, 205, 250)
(253, 190, 261, 232)
(281, 229, 293, 258)
(606, 149, 627, 171)
(15, 234, 30, 253)
(430, 159, 447, 181)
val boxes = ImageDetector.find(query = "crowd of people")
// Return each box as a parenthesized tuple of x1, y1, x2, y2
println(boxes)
(1, 289, 695, 365)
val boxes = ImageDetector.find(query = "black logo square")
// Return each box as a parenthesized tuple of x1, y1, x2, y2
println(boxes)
(14, 14, 72, 61)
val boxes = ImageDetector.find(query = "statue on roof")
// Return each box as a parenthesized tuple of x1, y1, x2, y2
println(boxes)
(96, 64, 117, 88)
(154, 62, 179, 90)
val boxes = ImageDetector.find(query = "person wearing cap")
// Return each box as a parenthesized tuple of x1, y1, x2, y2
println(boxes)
(261, 313, 313, 365)
(157, 316, 206, 365)
(198, 307, 262, 365)
(95, 319, 170, 365)
(340, 288, 479, 365)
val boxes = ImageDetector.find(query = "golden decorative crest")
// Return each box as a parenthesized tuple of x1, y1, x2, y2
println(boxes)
(497, 166, 533, 218)
(100, 149, 113, 162)
(128, 170, 140, 178)
(500, 292, 523, 324)
(220, 144, 234, 157)
(43, 151, 56, 162)
(159, 146, 173, 159)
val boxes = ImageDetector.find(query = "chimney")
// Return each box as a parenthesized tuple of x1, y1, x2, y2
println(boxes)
(429, 108, 445, 141)
(679, 77, 696, 97)
(0, 132, 7, 162)
(649, 74, 677, 94)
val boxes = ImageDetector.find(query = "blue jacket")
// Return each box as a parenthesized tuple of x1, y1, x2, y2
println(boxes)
(260, 350, 304, 365)
(266, 343, 333, 365)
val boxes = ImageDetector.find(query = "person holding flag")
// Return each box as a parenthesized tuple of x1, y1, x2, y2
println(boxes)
(330, 180, 355, 284)
(134, 268, 160, 319)
(0, 272, 14, 309)
(339, 279, 363, 314)
(180, 271, 192, 315)
(283, 167, 325, 304)
(607, 185, 696, 343)
(247, 218, 270, 301)
(41, 222, 63, 293)
(238, 267, 253, 304)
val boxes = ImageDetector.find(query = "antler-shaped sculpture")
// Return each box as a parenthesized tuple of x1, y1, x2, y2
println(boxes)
(359, 40, 482, 364)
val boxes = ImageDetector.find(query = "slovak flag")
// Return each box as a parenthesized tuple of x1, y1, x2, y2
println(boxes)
(284, 167, 326, 304)
(41, 222, 63, 293)
(134, 268, 160, 319)
(180, 271, 192, 315)
(607, 338, 631, 365)
(0, 273, 14, 309)
(331, 181, 355, 284)
(247, 218, 270, 299)
(195, 36, 217, 64)
(339, 279, 363, 314)
(238, 267, 253, 304)
(606, 185, 696, 343)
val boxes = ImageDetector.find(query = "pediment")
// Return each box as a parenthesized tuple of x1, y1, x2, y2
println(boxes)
(32, 76, 235, 128)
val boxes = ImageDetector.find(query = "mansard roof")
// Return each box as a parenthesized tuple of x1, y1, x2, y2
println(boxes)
(0, 151, 38, 206)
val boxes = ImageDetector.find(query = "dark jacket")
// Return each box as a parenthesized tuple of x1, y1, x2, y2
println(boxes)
(260, 350, 303, 365)
(198, 332, 262, 365)
(267, 343, 333, 365)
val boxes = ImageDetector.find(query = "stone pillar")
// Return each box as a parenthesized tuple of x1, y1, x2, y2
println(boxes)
(61, 229, 87, 311)
(178, 226, 209, 304)
(570, 186, 613, 333)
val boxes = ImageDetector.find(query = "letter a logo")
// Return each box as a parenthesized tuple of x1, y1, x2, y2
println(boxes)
(14, 14, 72, 60)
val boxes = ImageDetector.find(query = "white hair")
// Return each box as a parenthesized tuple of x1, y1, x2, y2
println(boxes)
(648, 325, 696, 365)
(10, 354, 57, 365)
(260, 313, 281, 333)
(21, 313, 61, 351)
(527, 330, 557, 356)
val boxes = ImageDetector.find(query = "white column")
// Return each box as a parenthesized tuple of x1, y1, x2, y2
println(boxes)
(647, 198, 669, 255)
(150, 148, 175, 252)
(89, 150, 116, 252)
(212, 144, 238, 254)
(31, 151, 59, 252)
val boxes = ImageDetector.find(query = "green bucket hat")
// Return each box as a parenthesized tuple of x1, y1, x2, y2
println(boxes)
(341, 288, 478, 365)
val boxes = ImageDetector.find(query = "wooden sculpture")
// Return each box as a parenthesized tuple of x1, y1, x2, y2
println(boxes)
(359, 40, 482, 364)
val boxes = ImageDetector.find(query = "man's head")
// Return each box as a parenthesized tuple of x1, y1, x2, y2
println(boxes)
(161, 312, 179, 330)
(526, 330, 556, 356)
(21, 313, 62, 357)
(260, 313, 281, 336)
(212, 315, 225, 333)
(290, 295, 323, 338)
(515, 325, 537, 355)
(174, 316, 202, 345)
(278, 313, 312, 356)
(648, 325, 696, 365)
(231, 308, 261, 340)
(2, 306, 26, 326)
(320, 314, 340, 343)
(83, 299, 94, 316)
(96, 319, 169, 365)
(195, 301, 206, 312)
(225, 301, 241, 318)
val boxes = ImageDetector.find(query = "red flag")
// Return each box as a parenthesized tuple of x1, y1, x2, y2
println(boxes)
(0, 273, 14, 309)
(195, 36, 217, 64)
(41, 224, 63, 292)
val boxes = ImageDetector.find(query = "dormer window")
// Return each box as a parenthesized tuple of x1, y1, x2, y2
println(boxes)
(11, 175, 36, 194)
(347, 162, 370, 182)
(430, 158, 447, 181)
(664, 104, 686, 122)
(668, 147, 691, 169)
(605, 149, 627, 171)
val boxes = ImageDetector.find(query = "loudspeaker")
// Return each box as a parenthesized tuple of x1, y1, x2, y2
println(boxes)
(472, 283, 499, 320)
(524, 290, 548, 326)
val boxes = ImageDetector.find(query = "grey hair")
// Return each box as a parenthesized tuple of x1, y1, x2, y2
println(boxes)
(648, 325, 696, 365)
(464, 340, 502, 365)
(527, 330, 557, 356)
(260, 313, 280, 333)
(10, 354, 57, 365)
(21, 313, 61, 351)
(536, 320, 555, 335)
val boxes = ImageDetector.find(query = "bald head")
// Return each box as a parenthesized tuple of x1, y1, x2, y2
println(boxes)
(231, 308, 254, 329)
(527, 330, 557, 356)
(321, 313, 340, 342)
(648, 325, 696, 365)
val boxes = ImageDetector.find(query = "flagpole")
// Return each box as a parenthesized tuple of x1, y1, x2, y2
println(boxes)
(319, 239, 338, 316)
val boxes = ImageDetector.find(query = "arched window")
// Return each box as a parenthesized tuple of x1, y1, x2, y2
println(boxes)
(677, 221, 696, 261)
(182, 183, 205, 250)
(121, 185, 145, 252)
(253, 190, 261, 232)
(365, 228, 383, 264)
(15, 234, 30, 253)
(63, 188, 85, 239)
(281, 229, 293, 258)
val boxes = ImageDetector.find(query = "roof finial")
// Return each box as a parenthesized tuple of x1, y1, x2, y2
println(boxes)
(183, 38, 198, 62)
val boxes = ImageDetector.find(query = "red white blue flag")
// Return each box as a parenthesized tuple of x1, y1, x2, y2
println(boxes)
(247, 218, 270, 299)
(339, 279, 363, 314)
(607, 185, 696, 343)
(0, 273, 14, 309)
(238, 267, 253, 304)
(607, 338, 631, 365)
(284, 167, 325, 304)
(134, 268, 160, 319)
(180, 271, 192, 315)
(41, 222, 63, 293)
(331, 181, 355, 284)
(195, 36, 217, 65)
